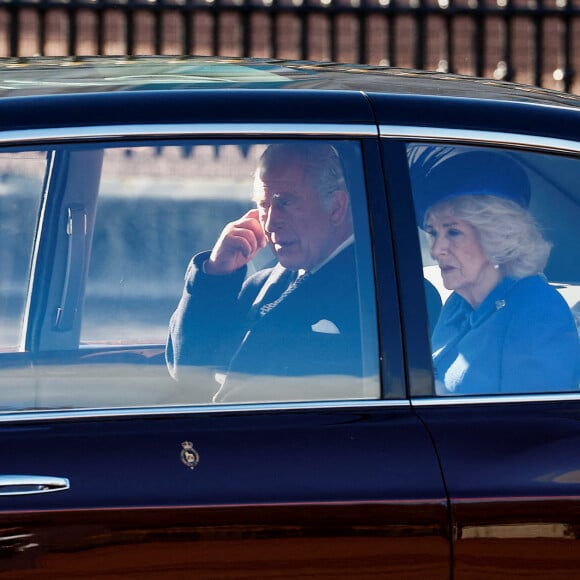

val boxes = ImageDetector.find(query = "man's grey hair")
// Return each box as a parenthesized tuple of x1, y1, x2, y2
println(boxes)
(257, 142, 348, 206)
(426, 194, 552, 279)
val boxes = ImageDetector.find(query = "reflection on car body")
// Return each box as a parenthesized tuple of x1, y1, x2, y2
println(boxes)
(0, 55, 579, 579)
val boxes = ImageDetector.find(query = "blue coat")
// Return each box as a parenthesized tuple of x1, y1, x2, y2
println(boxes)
(432, 275, 580, 395)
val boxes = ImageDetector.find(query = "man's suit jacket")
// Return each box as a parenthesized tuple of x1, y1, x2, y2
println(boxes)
(166, 244, 369, 402)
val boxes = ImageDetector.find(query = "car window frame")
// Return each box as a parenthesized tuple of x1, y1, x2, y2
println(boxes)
(0, 146, 51, 351)
(0, 123, 410, 422)
(380, 126, 580, 403)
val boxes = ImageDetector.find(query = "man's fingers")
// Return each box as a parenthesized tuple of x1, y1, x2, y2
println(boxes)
(206, 209, 268, 274)
(236, 210, 267, 248)
(228, 226, 260, 258)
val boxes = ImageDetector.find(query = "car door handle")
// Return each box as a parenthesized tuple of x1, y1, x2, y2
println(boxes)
(0, 475, 70, 496)
(55, 204, 87, 331)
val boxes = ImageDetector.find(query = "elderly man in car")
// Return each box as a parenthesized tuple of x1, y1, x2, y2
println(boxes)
(166, 142, 367, 403)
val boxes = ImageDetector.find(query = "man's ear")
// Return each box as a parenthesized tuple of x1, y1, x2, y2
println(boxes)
(329, 190, 349, 225)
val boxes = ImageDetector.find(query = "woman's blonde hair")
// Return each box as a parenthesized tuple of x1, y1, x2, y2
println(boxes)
(426, 194, 552, 278)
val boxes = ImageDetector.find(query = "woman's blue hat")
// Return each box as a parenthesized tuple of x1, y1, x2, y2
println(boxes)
(410, 147, 531, 225)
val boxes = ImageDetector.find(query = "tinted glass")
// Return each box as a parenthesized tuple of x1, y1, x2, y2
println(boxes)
(407, 144, 580, 396)
(0, 150, 46, 349)
(81, 144, 257, 343)
(2, 139, 381, 412)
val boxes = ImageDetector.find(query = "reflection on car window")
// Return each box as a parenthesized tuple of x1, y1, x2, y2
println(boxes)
(165, 141, 380, 404)
(69, 139, 379, 408)
(0, 150, 46, 349)
(83, 144, 257, 344)
(408, 144, 580, 396)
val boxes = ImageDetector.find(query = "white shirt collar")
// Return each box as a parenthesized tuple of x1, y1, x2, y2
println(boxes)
(300, 234, 355, 277)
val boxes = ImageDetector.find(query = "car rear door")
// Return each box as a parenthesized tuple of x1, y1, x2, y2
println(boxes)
(379, 110, 580, 579)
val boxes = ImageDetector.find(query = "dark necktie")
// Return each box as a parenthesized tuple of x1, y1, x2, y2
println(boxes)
(259, 272, 310, 316)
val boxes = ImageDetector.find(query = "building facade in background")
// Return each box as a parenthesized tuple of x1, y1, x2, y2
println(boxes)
(0, 0, 578, 93)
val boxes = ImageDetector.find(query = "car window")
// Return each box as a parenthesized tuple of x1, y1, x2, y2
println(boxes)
(0, 149, 47, 349)
(407, 143, 580, 396)
(1, 139, 382, 411)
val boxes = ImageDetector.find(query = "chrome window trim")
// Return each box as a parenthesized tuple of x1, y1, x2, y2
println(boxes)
(379, 126, 580, 155)
(0, 399, 410, 424)
(412, 392, 580, 407)
(0, 123, 378, 145)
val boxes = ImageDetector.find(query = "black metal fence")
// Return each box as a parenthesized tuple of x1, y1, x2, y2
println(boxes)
(1, 0, 579, 93)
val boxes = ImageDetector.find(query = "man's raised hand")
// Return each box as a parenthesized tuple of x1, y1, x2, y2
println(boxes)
(205, 209, 267, 275)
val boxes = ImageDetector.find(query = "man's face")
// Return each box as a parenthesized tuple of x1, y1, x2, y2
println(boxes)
(254, 160, 339, 271)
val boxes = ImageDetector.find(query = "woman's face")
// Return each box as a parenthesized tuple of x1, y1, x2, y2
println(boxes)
(425, 211, 501, 308)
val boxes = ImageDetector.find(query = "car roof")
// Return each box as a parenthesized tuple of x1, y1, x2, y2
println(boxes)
(0, 55, 578, 106)
(0, 55, 579, 141)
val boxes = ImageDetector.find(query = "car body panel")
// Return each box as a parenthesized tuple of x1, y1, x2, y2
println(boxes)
(1, 503, 448, 579)
(414, 399, 580, 579)
(371, 93, 580, 145)
(0, 90, 376, 133)
(0, 405, 450, 577)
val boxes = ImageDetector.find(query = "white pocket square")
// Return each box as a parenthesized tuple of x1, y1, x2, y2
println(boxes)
(311, 319, 340, 334)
